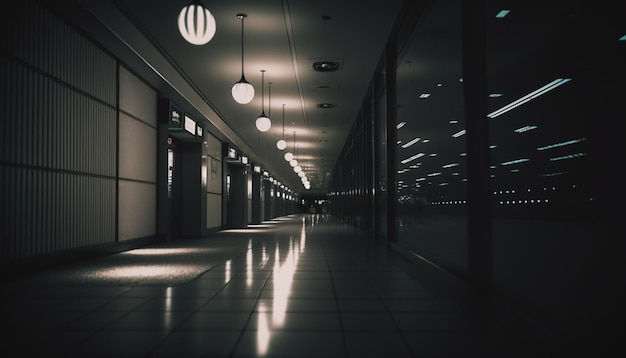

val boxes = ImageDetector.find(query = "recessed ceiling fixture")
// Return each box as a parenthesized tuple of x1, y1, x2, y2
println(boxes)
(255, 70, 271, 132)
(276, 104, 287, 150)
(177, 0, 216, 45)
(232, 14, 254, 104)
(317, 103, 335, 109)
(313, 61, 340, 72)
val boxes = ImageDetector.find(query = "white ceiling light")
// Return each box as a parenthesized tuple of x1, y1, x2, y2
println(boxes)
(231, 14, 254, 104)
(255, 70, 271, 132)
(276, 104, 287, 150)
(284, 152, 293, 161)
(487, 78, 572, 118)
(177, 0, 216, 45)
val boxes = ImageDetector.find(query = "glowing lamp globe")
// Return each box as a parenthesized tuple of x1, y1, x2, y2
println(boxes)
(276, 139, 287, 150)
(255, 115, 271, 132)
(178, 3, 216, 45)
(289, 159, 298, 167)
(232, 79, 255, 104)
(284, 152, 293, 161)
(294, 165, 302, 173)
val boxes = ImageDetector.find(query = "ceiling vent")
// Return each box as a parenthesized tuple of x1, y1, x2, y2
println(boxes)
(313, 61, 340, 72)
(309, 57, 343, 72)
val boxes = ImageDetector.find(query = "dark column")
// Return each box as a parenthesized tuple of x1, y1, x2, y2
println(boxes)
(251, 171, 262, 224)
(385, 43, 398, 246)
(228, 164, 248, 229)
(180, 142, 203, 238)
(462, 0, 492, 294)
(263, 179, 272, 220)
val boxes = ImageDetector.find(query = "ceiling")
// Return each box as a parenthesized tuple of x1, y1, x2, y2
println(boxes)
(51, 0, 405, 194)
(47, 0, 626, 198)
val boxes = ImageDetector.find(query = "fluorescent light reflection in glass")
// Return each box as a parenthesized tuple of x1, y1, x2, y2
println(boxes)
(501, 158, 530, 166)
(401, 137, 421, 148)
(514, 125, 538, 133)
(496, 9, 510, 18)
(487, 78, 572, 118)
(401, 153, 425, 164)
(452, 129, 466, 138)
(536, 138, 586, 150)
(549, 152, 587, 161)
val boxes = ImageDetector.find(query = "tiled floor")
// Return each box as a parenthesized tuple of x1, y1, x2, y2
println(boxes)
(3, 215, 553, 357)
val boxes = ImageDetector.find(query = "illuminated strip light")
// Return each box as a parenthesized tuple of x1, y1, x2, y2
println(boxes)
(396, 122, 406, 129)
(619, 34, 626, 41)
(487, 78, 572, 118)
(549, 152, 587, 161)
(540, 172, 567, 177)
(536, 137, 586, 151)
(514, 125, 538, 133)
(501, 158, 530, 166)
(427, 172, 442, 176)
(496, 9, 510, 18)
(452, 129, 466, 138)
(401, 137, 421, 148)
(401, 153, 425, 164)
(442, 163, 459, 168)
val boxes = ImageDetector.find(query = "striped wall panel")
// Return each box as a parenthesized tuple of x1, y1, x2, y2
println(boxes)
(1, 166, 116, 259)
(1, 58, 117, 176)
(3, 0, 117, 105)
(1, 0, 120, 260)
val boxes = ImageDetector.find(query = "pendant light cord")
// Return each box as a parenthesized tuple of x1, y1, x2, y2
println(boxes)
(238, 14, 246, 78)
(282, 104, 285, 139)
(260, 70, 265, 114)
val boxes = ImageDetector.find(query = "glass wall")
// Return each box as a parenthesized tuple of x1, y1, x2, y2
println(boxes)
(486, 1, 626, 340)
(395, 0, 468, 276)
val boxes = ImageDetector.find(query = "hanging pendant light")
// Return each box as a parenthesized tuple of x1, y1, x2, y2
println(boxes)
(255, 70, 272, 132)
(231, 14, 254, 104)
(284, 131, 295, 161)
(289, 141, 298, 167)
(177, 0, 216, 45)
(276, 104, 287, 150)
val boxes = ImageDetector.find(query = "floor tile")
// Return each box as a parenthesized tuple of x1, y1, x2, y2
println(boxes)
(233, 330, 344, 357)
(151, 330, 240, 357)
(247, 312, 341, 331)
(344, 331, 412, 358)
(109, 310, 193, 330)
(178, 311, 251, 330)
(73, 330, 170, 356)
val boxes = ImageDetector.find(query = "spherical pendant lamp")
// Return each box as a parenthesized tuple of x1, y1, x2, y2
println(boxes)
(255, 70, 271, 132)
(276, 104, 287, 150)
(177, 0, 216, 45)
(231, 14, 254, 104)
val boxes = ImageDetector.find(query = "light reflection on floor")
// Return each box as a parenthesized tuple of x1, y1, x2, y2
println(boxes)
(3, 214, 547, 357)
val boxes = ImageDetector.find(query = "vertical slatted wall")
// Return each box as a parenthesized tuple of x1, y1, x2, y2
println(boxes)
(0, 0, 156, 259)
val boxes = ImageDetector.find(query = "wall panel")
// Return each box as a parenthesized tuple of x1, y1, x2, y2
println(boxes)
(118, 180, 157, 241)
(118, 112, 157, 182)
